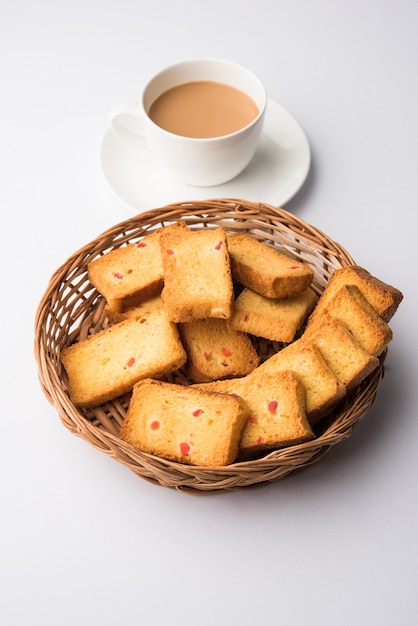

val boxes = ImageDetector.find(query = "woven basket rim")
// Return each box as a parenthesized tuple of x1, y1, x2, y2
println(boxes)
(34, 199, 384, 494)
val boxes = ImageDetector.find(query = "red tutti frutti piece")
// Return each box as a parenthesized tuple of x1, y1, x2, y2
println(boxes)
(113, 271, 123, 279)
(151, 421, 160, 430)
(192, 409, 203, 417)
(179, 442, 190, 456)
(221, 347, 232, 357)
(166, 249, 174, 255)
(268, 400, 278, 412)
(288, 265, 301, 270)
(137, 241, 147, 248)
(126, 357, 135, 367)
(214, 241, 223, 250)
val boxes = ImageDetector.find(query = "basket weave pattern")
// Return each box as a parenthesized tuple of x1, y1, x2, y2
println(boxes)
(34, 200, 385, 493)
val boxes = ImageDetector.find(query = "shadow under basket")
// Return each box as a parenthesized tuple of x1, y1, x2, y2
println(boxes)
(34, 199, 386, 494)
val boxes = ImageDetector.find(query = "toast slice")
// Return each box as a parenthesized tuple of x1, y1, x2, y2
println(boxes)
(196, 370, 314, 457)
(231, 286, 317, 343)
(227, 233, 314, 299)
(179, 318, 259, 383)
(310, 284, 393, 356)
(119, 379, 249, 466)
(248, 338, 346, 423)
(88, 230, 164, 313)
(60, 309, 186, 408)
(303, 313, 379, 390)
(311, 265, 403, 322)
(160, 223, 234, 322)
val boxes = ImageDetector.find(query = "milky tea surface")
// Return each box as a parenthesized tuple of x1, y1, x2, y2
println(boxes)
(148, 80, 259, 138)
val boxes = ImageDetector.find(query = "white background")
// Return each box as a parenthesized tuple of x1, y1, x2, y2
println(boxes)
(2, 1, 417, 624)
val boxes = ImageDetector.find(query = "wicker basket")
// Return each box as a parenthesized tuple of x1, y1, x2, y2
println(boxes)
(34, 199, 385, 493)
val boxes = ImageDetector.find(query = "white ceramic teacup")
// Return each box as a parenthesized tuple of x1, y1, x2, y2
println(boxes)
(109, 59, 267, 187)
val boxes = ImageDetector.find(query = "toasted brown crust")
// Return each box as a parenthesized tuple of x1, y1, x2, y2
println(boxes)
(309, 284, 393, 357)
(303, 313, 379, 390)
(227, 233, 314, 299)
(311, 265, 403, 322)
(231, 286, 317, 343)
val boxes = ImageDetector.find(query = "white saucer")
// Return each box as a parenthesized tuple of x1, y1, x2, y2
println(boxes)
(100, 98, 311, 213)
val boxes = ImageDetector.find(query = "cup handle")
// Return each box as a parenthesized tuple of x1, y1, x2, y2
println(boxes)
(109, 103, 149, 150)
